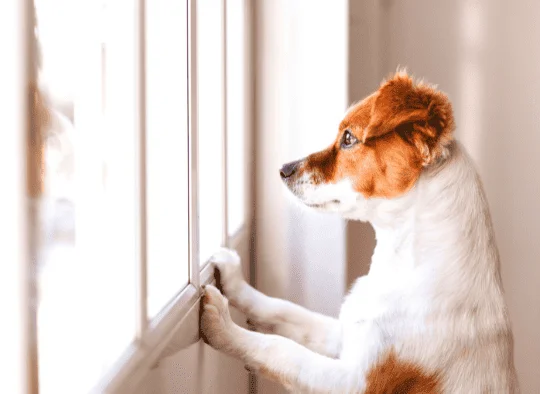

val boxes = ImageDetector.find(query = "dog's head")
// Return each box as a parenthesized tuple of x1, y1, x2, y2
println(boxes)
(280, 71, 455, 219)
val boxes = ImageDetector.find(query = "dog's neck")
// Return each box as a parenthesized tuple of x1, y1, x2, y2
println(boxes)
(364, 142, 504, 299)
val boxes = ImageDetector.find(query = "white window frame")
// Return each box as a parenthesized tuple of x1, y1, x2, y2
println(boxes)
(97, 0, 252, 392)
(4, 0, 253, 392)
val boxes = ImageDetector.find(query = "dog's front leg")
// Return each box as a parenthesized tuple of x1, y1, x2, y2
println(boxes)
(210, 249, 342, 358)
(201, 285, 361, 393)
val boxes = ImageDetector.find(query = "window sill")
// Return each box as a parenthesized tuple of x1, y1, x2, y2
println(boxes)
(95, 226, 248, 394)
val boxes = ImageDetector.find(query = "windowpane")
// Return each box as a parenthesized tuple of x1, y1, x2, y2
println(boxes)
(197, 0, 225, 264)
(145, 0, 189, 318)
(35, 0, 249, 390)
(226, 0, 246, 236)
(36, 1, 137, 392)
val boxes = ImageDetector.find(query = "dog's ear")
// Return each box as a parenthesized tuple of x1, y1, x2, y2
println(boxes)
(363, 71, 455, 166)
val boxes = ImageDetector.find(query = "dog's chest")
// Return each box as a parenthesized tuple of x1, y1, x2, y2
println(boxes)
(337, 272, 426, 363)
(339, 271, 412, 323)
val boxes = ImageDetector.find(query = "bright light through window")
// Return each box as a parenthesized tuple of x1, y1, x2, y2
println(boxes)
(145, 0, 189, 319)
(197, 0, 225, 264)
(33, 0, 249, 391)
(36, 1, 137, 392)
(226, 0, 246, 236)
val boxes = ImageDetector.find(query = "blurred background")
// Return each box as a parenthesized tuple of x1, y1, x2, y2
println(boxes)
(3, 0, 539, 393)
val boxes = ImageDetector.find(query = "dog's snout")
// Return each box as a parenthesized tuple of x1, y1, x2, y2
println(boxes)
(280, 160, 301, 179)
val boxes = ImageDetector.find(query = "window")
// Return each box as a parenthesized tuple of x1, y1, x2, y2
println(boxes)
(197, 0, 226, 265)
(226, 0, 248, 236)
(18, 0, 252, 392)
(145, 0, 190, 319)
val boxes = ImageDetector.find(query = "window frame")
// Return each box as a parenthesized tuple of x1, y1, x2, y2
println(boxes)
(94, 0, 253, 392)
(6, 0, 252, 391)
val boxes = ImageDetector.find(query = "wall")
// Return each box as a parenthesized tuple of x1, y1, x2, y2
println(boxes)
(253, 0, 349, 392)
(347, 1, 540, 392)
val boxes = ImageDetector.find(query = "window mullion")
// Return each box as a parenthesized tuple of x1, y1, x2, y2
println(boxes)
(135, 0, 148, 340)
(188, 0, 200, 287)
(222, 0, 229, 248)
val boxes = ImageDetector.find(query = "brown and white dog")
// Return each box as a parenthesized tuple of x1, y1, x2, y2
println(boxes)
(200, 71, 520, 393)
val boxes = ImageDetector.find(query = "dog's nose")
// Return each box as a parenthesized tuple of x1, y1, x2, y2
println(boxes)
(280, 160, 301, 179)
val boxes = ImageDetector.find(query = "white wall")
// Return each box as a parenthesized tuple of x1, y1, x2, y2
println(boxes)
(348, 1, 540, 392)
(253, 0, 349, 392)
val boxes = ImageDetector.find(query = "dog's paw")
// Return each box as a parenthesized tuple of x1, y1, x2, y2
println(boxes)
(200, 285, 235, 351)
(210, 248, 245, 299)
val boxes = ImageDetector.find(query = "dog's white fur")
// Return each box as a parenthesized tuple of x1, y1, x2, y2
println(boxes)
(201, 140, 519, 393)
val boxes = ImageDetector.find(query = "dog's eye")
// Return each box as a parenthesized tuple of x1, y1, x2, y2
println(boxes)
(341, 130, 358, 149)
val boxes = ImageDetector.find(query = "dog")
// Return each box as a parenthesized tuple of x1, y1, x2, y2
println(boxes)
(200, 70, 520, 393)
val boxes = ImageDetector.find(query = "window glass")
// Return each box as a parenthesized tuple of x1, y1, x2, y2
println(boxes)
(145, 0, 189, 318)
(197, 0, 225, 264)
(226, 0, 247, 236)
(34, 0, 248, 390)
(36, 0, 137, 392)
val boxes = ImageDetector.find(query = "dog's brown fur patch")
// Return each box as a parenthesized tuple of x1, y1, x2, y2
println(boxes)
(365, 350, 441, 394)
(301, 71, 455, 199)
